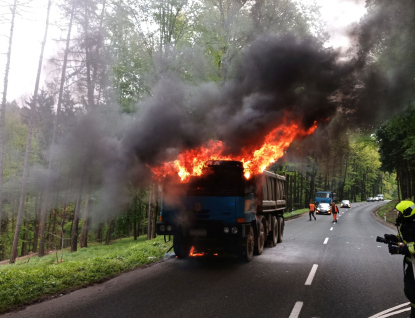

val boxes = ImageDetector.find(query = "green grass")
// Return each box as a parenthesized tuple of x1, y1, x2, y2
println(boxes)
(284, 208, 309, 218)
(377, 199, 399, 223)
(0, 236, 172, 314)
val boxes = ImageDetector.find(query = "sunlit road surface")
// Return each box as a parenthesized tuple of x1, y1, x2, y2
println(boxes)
(4, 201, 412, 318)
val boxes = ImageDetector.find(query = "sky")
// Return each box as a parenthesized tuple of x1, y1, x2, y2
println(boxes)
(312, 0, 367, 48)
(0, 0, 63, 103)
(0, 0, 367, 103)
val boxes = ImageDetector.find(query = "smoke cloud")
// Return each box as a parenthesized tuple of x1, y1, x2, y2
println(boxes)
(57, 34, 356, 221)
(123, 34, 350, 163)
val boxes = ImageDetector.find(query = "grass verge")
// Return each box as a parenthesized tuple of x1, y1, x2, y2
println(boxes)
(377, 199, 399, 223)
(284, 208, 309, 218)
(0, 236, 172, 314)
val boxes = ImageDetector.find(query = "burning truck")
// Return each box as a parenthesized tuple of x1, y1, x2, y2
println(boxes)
(151, 120, 318, 261)
(156, 160, 287, 262)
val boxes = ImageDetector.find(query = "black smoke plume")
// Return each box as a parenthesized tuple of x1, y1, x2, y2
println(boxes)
(59, 34, 353, 221)
(123, 34, 350, 164)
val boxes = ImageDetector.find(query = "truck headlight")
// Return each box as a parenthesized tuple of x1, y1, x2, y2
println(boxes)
(167, 225, 172, 231)
(231, 227, 238, 234)
(160, 225, 166, 232)
(223, 227, 230, 234)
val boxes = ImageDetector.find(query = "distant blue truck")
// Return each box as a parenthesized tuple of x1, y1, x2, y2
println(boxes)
(315, 191, 335, 204)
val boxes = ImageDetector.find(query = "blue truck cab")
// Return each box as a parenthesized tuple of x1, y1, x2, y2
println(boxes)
(156, 160, 287, 262)
(315, 191, 335, 204)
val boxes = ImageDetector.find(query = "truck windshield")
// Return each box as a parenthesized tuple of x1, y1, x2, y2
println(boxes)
(316, 193, 330, 198)
(186, 167, 244, 197)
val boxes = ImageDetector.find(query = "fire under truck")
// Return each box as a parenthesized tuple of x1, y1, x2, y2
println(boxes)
(156, 160, 287, 262)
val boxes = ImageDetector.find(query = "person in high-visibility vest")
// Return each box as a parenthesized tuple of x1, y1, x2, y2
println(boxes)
(384, 200, 415, 318)
(331, 201, 339, 223)
(309, 202, 316, 221)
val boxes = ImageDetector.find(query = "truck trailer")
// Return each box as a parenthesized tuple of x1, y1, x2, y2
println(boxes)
(156, 160, 287, 262)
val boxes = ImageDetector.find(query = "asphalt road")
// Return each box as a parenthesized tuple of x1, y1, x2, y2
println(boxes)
(4, 201, 412, 318)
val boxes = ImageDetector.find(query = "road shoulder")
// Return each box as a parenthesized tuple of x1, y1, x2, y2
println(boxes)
(371, 205, 396, 230)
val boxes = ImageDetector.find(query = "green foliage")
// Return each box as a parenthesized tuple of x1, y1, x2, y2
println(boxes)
(376, 107, 415, 199)
(3, 103, 29, 183)
(284, 208, 308, 218)
(0, 236, 171, 313)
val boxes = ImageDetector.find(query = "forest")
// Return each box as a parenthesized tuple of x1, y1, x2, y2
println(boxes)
(0, 0, 414, 263)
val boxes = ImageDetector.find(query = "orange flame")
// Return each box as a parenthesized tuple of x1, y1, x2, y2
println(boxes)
(151, 119, 317, 182)
(189, 246, 205, 257)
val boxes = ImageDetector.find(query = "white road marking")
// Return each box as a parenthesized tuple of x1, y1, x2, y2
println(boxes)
(330, 227, 333, 231)
(323, 237, 329, 244)
(305, 264, 318, 285)
(377, 308, 411, 318)
(289, 301, 304, 318)
(368, 302, 410, 318)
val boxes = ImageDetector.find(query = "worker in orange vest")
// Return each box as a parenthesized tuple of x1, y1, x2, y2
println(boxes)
(309, 202, 316, 221)
(331, 201, 339, 223)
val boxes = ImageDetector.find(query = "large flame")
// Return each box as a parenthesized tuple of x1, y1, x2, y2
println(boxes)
(151, 118, 317, 182)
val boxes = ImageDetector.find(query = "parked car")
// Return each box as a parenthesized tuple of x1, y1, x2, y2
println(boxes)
(367, 197, 373, 202)
(377, 194, 384, 201)
(373, 196, 379, 201)
(316, 203, 331, 214)
(341, 200, 351, 208)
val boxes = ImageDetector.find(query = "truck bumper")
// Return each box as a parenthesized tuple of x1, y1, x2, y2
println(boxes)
(157, 221, 250, 253)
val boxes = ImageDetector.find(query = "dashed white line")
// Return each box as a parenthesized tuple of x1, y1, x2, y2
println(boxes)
(324, 237, 329, 244)
(305, 264, 318, 285)
(330, 227, 333, 231)
(289, 301, 304, 318)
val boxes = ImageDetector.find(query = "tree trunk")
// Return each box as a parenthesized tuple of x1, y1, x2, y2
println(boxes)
(32, 191, 41, 253)
(0, 0, 18, 235)
(10, 0, 51, 263)
(21, 219, 28, 256)
(38, 0, 74, 258)
(153, 186, 159, 239)
(71, 176, 85, 252)
(97, 223, 103, 243)
(105, 219, 114, 245)
(80, 194, 90, 248)
(46, 210, 53, 250)
(133, 216, 137, 241)
(147, 184, 153, 240)
(50, 209, 57, 249)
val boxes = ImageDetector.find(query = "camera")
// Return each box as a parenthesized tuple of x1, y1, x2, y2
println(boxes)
(376, 236, 399, 246)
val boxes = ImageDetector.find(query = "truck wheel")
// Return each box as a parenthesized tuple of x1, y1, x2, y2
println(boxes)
(173, 234, 191, 259)
(240, 225, 254, 262)
(277, 217, 284, 243)
(269, 216, 278, 247)
(254, 220, 265, 255)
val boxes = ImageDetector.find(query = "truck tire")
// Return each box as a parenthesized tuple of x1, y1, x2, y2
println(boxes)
(277, 216, 284, 243)
(254, 220, 265, 255)
(240, 225, 254, 262)
(268, 216, 278, 247)
(173, 234, 191, 259)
